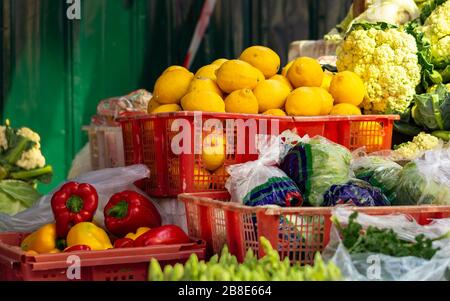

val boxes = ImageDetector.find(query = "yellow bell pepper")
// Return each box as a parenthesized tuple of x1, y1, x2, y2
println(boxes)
(20, 224, 58, 254)
(66, 222, 113, 251)
(125, 227, 151, 240)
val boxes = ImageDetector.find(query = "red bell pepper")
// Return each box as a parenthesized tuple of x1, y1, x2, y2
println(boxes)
(64, 245, 91, 253)
(134, 225, 190, 247)
(51, 182, 99, 238)
(104, 191, 162, 237)
(114, 238, 135, 249)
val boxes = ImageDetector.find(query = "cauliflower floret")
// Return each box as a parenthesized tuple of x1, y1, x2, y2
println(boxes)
(422, 0, 450, 67)
(17, 127, 41, 145)
(337, 28, 421, 114)
(16, 147, 46, 170)
(393, 132, 441, 161)
(0, 126, 7, 151)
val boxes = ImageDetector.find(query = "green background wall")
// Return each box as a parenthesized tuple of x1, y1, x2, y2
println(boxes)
(1, 0, 351, 192)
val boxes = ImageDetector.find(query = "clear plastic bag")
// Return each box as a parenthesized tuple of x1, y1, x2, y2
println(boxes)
(225, 134, 304, 207)
(280, 136, 352, 207)
(323, 208, 450, 281)
(395, 147, 450, 205)
(0, 165, 166, 232)
(351, 150, 403, 202)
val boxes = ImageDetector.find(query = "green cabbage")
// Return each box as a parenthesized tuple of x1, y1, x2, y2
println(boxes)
(412, 84, 450, 131)
(0, 180, 41, 215)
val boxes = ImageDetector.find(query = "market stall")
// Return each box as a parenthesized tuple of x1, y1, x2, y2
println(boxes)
(1, 0, 450, 282)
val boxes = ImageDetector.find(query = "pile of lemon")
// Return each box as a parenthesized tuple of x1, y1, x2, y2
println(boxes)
(148, 45, 366, 117)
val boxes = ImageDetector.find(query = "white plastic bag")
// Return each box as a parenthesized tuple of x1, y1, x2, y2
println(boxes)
(323, 208, 450, 281)
(0, 164, 166, 232)
(225, 133, 304, 207)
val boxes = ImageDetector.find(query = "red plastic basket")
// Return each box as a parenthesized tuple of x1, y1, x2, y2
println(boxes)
(119, 112, 399, 197)
(0, 233, 205, 281)
(178, 192, 450, 265)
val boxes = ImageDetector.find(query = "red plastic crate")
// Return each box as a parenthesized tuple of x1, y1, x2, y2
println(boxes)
(0, 233, 205, 281)
(178, 192, 450, 265)
(119, 113, 399, 197)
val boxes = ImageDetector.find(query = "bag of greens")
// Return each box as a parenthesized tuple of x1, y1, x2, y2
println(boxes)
(280, 136, 352, 207)
(395, 147, 450, 205)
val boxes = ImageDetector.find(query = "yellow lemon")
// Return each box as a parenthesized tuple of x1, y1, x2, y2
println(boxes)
(195, 64, 220, 81)
(239, 46, 281, 78)
(311, 87, 334, 115)
(262, 109, 287, 116)
(270, 75, 293, 91)
(193, 166, 212, 191)
(224, 89, 259, 114)
(330, 103, 362, 116)
(358, 122, 384, 149)
(321, 71, 334, 91)
(153, 69, 194, 104)
(329, 71, 365, 106)
(181, 91, 225, 113)
(285, 87, 323, 116)
(211, 58, 228, 67)
(212, 165, 230, 189)
(188, 76, 224, 98)
(287, 57, 324, 88)
(253, 79, 291, 113)
(147, 97, 161, 113)
(202, 134, 226, 172)
(151, 104, 182, 114)
(163, 65, 189, 74)
(282, 61, 294, 77)
(216, 60, 264, 94)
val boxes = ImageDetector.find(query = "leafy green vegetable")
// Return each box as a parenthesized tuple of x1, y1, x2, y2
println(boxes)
(412, 84, 450, 131)
(0, 180, 41, 215)
(335, 212, 440, 260)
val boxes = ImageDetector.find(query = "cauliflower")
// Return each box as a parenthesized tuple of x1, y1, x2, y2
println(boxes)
(16, 147, 46, 170)
(0, 126, 7, 151)
(422, 0, 450, 68)
(17, 127, 41, 147)
(336, 26, 422, 114)
(393, 132, 441, 160)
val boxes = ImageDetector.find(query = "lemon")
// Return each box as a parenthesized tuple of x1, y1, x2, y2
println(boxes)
(153, 69, 194, 104)
(163, 65, 189, 74)
(216, 60, 263, 94)
(254, 79, 291, 113)
(239, 46, 281, 78)
(321, 71, 334, 91)
(211, 58, 228, 67)
(224, 89, 259, 114)
(212, 166, 230, 189)
(330, 103, 362, 116)
(188, 76, 224, 97)
(282, 61, 294, 77)
(202, 134, 226, 172)
(285, 87, 323, 116)
(270, 75, 293, 91)
(195, 64, 220, 81)
(193, 166, 212, 190)
(147, 97, 161, 113)
(262, 109, 287, 116)
(287, 57, 324, 88)
(311, 87, 334, 115)
(151, 104, 182, 114)
(329, 71, 365, 106)
(358, 122, 384, 149)
(181, 91, 225, 113)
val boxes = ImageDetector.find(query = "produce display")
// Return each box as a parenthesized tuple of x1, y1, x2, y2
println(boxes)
(148, 46, 367, 118)
(148, 237, 342, 281)
(0, 121, 53, 215)
(333, 211, 449, 260)
(20, 183, 188, 254)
